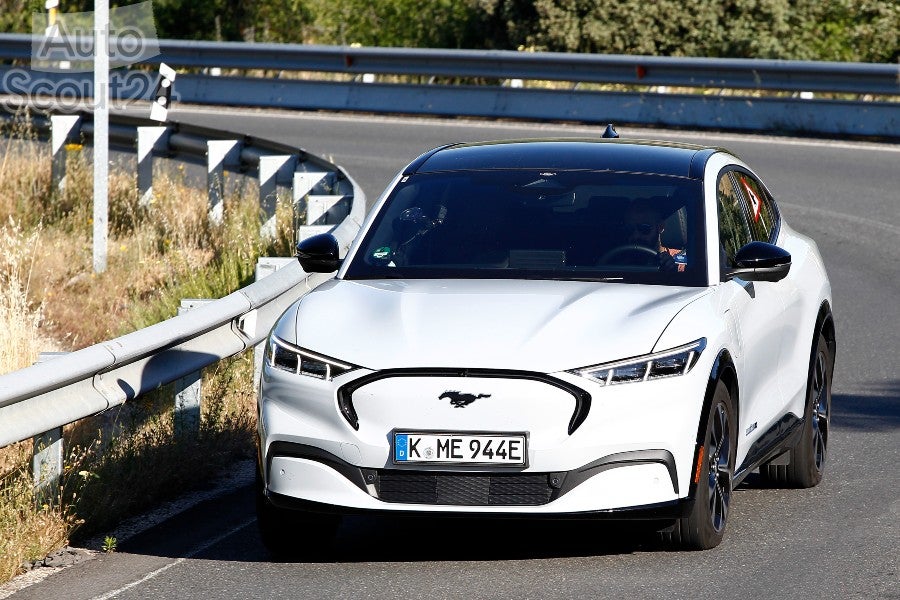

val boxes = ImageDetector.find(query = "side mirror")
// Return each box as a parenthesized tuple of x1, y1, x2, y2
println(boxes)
(726, 241, 791, 282)
(296, 233, 342, 273)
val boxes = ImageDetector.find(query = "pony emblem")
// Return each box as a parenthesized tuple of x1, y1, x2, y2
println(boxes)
(439, 390, 491, 408)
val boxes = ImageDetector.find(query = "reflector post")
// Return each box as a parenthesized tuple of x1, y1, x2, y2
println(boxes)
(150, 62, 176, 122)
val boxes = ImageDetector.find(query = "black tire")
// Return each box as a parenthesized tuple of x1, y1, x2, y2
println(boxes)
(662, 379, 736, 550)
(255, 467, 341, 559)
(760, 332, 832, 488)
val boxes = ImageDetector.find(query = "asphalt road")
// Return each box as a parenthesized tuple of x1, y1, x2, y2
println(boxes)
(5, 108, 899, 600)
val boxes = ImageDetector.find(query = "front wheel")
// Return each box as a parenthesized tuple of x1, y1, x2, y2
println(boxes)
(661, 379, 736, 550)
(761, 331, 832, 488)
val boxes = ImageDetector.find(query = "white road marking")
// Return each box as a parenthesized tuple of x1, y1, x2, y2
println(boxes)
(88, 517, 255, 600)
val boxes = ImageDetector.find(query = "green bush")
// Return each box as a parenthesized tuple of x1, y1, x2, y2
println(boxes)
(527, 0, 899, 62)
(3, 0, 896, 62)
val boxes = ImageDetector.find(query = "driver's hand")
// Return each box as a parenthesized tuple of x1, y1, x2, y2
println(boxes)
(657, 251, 678, 272)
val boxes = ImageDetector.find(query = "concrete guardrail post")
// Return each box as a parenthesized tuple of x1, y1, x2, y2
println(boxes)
(50, 114, 81, 190)
(258, 154, 297, 240)
(292, 171, 332, 242)
(32, 427, 63, 508)
(173, 299, 213, 437)
(296, 171, 351, 226)
(32, 351, 69, 507)
(307, 194, 351, 226)
(207, 139, 242, 224)
(137, 126, 170, 208)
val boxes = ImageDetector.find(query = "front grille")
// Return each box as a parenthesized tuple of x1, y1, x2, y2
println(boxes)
(375, 471, 554, 506)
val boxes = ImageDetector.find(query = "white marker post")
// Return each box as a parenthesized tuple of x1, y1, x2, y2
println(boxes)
(150, 62, 176, 122)
(44, 0, 59, 36)
(93, 0, 109, 273)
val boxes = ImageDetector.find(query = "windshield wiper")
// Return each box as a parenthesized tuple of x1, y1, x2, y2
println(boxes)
(545, 276, 625, 282)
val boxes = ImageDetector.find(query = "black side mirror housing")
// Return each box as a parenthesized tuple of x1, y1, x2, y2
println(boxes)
(726, 241, 791, 282)
(296, 233, 342, 273)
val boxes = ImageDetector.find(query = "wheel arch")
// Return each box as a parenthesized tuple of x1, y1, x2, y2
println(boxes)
(686, 348, 738, 499)
(700, 349, 739, 444)
(817, 300, 836, 369)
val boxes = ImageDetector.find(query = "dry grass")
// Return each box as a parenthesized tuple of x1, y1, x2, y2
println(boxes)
(0, 442, 79, 583)
(0, 217, 74, 582)
(0, 114, 295, 584)
(59, 354, 258, 541)
(0, 221, 44, 373)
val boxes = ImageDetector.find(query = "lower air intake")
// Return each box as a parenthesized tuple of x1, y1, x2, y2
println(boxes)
(376, 471, 553, 506)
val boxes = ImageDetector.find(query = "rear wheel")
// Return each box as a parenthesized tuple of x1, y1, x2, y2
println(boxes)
(661, 379, 736, 550)
(255, 467, 341, 559)
(761, 332, 832, 488)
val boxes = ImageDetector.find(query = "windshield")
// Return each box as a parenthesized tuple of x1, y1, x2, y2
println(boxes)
(344, 169, 707, 286)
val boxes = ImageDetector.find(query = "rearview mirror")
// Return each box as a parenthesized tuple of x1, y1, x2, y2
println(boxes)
(296, 233, 342, 273)
(726, 241, 791, 282)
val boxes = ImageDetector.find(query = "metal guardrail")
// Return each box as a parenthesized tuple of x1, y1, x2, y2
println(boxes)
(1, 34, 898, 139)
(0, 107, 367, 450)
(143, 41, 900, 96)
(1, 34, 897, 94)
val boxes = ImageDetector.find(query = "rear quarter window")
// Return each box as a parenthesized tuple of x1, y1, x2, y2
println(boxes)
(735, 172, 778, 243)
(717, 172, 752, 268)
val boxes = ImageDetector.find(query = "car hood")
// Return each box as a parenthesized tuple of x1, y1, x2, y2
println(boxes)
(289, 279, 709, 372)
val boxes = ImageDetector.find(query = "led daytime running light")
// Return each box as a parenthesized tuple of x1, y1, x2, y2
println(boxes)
(573, 338, 706, 386)
(267, 336, 355, 380)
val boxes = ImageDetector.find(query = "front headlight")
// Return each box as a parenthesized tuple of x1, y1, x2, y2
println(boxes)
(570, 338, 706, 386)
(266, 335, 357, 380)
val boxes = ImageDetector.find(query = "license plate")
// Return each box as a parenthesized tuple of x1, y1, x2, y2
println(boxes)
(393, 431, 527, 466)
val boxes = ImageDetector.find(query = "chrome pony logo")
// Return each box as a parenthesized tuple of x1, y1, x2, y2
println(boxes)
(439, 390, 491, 408)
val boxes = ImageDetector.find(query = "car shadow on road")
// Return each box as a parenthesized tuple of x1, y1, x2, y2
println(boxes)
(322, 514, 673, 563)
(115, 483, 686, 565)
(831, 379, 900, 432)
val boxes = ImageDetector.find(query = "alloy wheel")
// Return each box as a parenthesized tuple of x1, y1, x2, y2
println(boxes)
(707, 403, 732, 533)
(811, 350, 830, 471)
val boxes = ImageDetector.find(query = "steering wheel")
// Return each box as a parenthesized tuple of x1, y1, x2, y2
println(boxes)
(598, 244, 659, 265)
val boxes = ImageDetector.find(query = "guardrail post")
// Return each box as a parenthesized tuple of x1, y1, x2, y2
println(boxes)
(173, 299, 212, 438)
(307, 194, 351, 225)
(293, 171, 330, 238)
(252, 257, 296, 389)
(296, 224, 335, 242)
(50, 115, 81, 190)
(32, 351, 68, 507)
(293, 171, 328, 199)
(207, 140, 241, 224)
(296, 171, 351, 225)
(33, 427, 63, 508)
(258, 154, 296, 240)
(137, 126, 170, 208)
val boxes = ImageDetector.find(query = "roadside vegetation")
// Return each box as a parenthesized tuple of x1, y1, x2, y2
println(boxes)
(3, 0, 896, 63)
(0, 112, 295, 584)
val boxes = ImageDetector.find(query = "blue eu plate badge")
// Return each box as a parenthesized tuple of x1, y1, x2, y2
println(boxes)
(394, 434, 409, 461)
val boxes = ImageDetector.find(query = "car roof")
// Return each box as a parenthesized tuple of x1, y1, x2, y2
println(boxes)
(411, 138, 724, 179)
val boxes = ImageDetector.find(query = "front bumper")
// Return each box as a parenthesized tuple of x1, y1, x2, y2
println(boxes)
(258, 358, 712, 515)
(264, 441, 693, 519)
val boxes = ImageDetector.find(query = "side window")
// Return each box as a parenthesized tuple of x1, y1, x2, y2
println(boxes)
(717, 172, 752, 269)
(735, 172, 777, 242)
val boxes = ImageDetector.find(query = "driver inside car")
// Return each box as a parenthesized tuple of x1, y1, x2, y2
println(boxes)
(625, 200, 686, 272)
